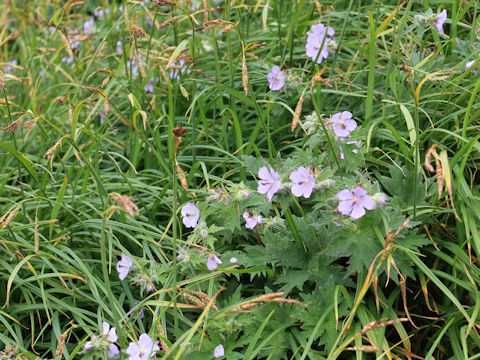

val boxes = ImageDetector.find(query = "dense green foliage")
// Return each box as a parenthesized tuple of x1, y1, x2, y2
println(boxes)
(1, 0, 480, 359)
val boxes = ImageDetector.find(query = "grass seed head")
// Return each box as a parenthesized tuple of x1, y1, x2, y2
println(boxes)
(2, 117, 24, 132)
(109, 193, 139, 217)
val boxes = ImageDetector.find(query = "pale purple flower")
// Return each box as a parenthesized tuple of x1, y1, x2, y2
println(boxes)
(243, 211, 263, 229)
(94, 8, 110, 18)
(267, 66, 285, 91)
(3, 60, 17, 74)
(84, 322, 119, 358)
(290, 167, 315, 198)
(84, 18, 95, 35)
(434, 10, 447, 34)
(130, 302, 145, 320)
(306, 24, 335, 64)
(257, 166, 282, 201)
(331, 111, 357, 138)
(466, 60, 478, 75)
(143, 77, 155, 93)
(44, 26, 56, 36)
(61, 57, 73, 65)
(127, 334, 160, 360)
(128, 57, 140, 77)
(102, 322, 118, 343)
(169, 60, 190, 80)
(117, 254, 133, 280)
(116, 40, 123, 54)
(68, 32, 82, 49)
(102, 322, 120, 358)
(230, 257, 238, 264)
(214, 344, 225, 358)
(337, 187, 374, 219)
(181, 203, 200, 228)
(207, 253, 222, 271)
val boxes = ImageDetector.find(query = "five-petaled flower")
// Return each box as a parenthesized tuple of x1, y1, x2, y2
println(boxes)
(331, 111, 357, 138)
(181, 203, 200, 228)
(306, 23, 336, 64)
(243, 211, 263, 229)
(267, 66, 285, 91)
(126, 334, 160, 360)
(290, 167, 316, 198)
(84, 322, 120, 358)
(214, 344, 225, 358)
(257, 166, 282, 201)
(337, 187, 374, 219)
(117, 254, 133, 280)
(207, 253, 222, 270)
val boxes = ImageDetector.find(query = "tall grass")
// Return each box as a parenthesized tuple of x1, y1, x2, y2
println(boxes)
(0, 0, 479, 359)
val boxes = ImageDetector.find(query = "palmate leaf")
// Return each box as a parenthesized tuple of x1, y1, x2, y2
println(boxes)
(298, 280, 351, 353)
(275, 270, 311, 292)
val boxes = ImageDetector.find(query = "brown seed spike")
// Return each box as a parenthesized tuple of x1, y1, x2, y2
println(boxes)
(242, 51, 248, 95)
(157, 16, 181, 31)
(109, 193, 139, 217)
(292, 90, 306, 131)
(44, 136, 66, 171)
(0, 72, 5, 90)
(54, 96, 66, 105)
(2, 117, 24, 132)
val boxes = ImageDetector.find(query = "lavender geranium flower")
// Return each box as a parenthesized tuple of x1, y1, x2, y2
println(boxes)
(207, 253, 222, 270)
(84, 18, 95, 35)
(181, 202, 200, 228)
(61, 57, 73, 65)
(331, 111, 357, 138)
(102, 322, 120, 358)
(230, 257, 238, 264)
(337, 187, 374, 219)
(169, 60, 190, 80)
(434, 9, 447, 34)
(214, 344, 225, 358)
(267, 66, 285, 91)
(83, 322, 119, 358)
(466, 60, 478, 75)
(127, 334, 160, 360)
(243, 211, 263, 229)
(117, 254, 133, 280)
(290, 167, 315, 198)
(94, 8, 110, 18)
(306, 23, 335, 64)
(143, 77, 156, 93)
(3, 60, 17, 74)
(257, 166, 282, 201)
(116, 40, 123, 54)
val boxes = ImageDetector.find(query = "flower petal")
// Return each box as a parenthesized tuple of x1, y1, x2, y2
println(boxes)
(350, 203, 366, 219)
(338, 200, 354, 215)
(337, 189, 354, 201)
